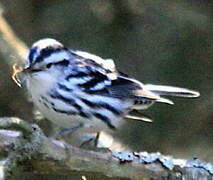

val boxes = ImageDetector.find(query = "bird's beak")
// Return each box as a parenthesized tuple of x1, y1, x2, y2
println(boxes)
(21, 67, 41, 73)
(22, 67, 31, 73)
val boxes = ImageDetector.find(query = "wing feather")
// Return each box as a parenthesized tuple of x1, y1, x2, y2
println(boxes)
(67, 51, 172, 104)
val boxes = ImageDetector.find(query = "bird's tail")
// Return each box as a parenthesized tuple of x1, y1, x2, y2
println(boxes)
(144, 84, 200, 98)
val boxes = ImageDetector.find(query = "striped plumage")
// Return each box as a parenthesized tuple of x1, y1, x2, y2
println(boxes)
(23, 38, 200, 133)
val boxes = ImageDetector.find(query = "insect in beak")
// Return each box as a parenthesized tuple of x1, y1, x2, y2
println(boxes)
(12, 63, 42, 87)
(12, 63, 23, 87)
(21, 67, 31, 73)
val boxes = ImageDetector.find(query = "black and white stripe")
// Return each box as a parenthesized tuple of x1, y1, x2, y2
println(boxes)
(65, 68, 112, 93)
(80, 98, 121, 116)
(49, 90, 117, 129)
(29, 46, 67, 65)
(77, 71, 108, 90)
(40, 95, 77, 115)
(93, 112, 116, 129)
(54, 83, 120, 129)
(49, 92, 83, 113)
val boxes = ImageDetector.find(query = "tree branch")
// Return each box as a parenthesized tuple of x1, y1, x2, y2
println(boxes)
(0, 117, 212, 180)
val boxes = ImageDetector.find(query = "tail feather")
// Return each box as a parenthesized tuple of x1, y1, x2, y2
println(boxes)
(145, 84, 200, 98)
(126, 115, 153, 122)
(126, 110, 153, 122)
(156, 97, 174, 105)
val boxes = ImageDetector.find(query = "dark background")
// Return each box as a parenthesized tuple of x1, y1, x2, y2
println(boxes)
(1, 0, 212, 161)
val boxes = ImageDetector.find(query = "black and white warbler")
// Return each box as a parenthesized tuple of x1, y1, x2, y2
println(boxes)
(18, 38, 200, 136)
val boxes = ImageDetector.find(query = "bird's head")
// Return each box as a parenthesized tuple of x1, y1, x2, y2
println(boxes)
(12, 38, 72, 88)
(23, 38, 70, 75)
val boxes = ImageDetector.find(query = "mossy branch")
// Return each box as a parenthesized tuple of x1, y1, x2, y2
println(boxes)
(0, 117, 212, 180)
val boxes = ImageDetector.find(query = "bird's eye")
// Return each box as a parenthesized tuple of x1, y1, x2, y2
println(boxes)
(46, 63, 53, 69)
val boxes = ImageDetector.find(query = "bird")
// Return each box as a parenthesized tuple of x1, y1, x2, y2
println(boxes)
(16, 38, 200, 138)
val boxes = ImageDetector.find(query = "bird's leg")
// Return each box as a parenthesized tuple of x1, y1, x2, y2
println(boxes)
(79, 132, 112, 152)
(79, 133, 98, 149)
(94, 132, 100, 147)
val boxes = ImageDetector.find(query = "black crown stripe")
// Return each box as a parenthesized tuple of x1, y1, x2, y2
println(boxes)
(32, 46, 67, 64)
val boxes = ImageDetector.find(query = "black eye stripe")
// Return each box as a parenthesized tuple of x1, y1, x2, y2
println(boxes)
(46, 60, 69, 68)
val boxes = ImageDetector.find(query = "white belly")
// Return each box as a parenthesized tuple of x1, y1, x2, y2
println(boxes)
(26, 75, 132, 133)
(35, 98, 125, 133)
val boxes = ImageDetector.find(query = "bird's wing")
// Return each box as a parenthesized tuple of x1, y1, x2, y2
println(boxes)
(67, 50, 173, 104)
(106, 76, 174, 104)
(72, 50, 117, 74)
(64, 50, 118, 92)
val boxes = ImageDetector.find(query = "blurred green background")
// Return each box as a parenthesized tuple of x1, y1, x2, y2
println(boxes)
(0, 0, 212, 160)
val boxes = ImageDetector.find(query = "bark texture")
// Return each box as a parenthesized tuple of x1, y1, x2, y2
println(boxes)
(0, 117, 212, 180)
